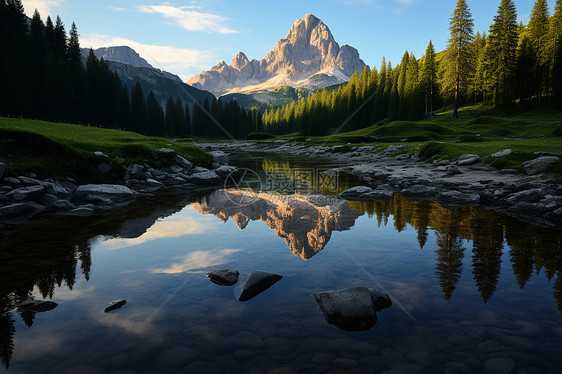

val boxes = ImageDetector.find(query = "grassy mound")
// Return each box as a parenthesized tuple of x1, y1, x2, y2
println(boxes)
(0, 118, 212, 180)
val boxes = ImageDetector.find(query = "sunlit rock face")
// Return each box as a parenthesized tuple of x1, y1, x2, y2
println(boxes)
(187, 14, 366, 96)
(191, 189, 360, 260)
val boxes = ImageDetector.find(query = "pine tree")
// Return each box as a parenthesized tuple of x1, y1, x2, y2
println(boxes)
(53, 16, 67, 59)
(527, 0, 550, 105)
(549, 0, 562, 104)
(443, 0, 474, 118)
(515, 36, 536, 105)
(420, 40, 438, 115)
(131, 82, 147, 134)
(488, 0, 519, 109)
(184, 104, 192, 136)
(67, 22, 82, 67)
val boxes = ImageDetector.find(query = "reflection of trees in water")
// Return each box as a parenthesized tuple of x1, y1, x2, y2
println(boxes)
(348, 196, 562, 305)
(471, 210, 504, 303)
(0, 241, 91, 368)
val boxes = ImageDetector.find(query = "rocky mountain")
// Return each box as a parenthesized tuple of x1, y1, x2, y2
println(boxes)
(191, 190, 360, 260)
(188, 13, 366, 97)
(81, 46, 153, 68)
(81, 47, 214, 106)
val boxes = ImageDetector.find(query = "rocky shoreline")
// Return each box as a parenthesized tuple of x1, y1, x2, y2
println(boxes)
(0, 148, 239, 228)
(197, 141, 562, 229)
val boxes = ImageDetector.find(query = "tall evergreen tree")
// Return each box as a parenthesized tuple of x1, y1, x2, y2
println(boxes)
(52, 16, 67, 59)
(488, 0, 519, 109)
(443, 0, 474, 118)
(528, 0, 550, 105)
(131, 82, 147, 133)
(67, 22, 82, 67)
(549, 0, 562, 104)
(420, 40, 438, 116)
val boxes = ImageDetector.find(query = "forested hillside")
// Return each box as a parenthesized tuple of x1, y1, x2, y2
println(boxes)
(0, 0, 260, 138)
(263, 0, 562, 135)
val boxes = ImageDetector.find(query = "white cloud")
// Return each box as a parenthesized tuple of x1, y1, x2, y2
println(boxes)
(152, 249, 241, 274)
(109, 6, 126, 12)
(80, 34, 217, 80)
(21, 0, 64, 18)
(137, 4, 238, 34)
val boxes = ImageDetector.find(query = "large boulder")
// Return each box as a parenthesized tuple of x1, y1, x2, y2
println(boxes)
(186, 170, 222, 186)
(75, 184, 136, 205)
(312, 287, 391, 331)
(523, 156, 559, 175)
(457, 154, 481, 166)
(104, 299, 127, 313)
(491, 149, 512, 158)
(214, 165, 239, 178)
(207, 269, 240, 286)
(234, 271, 283, 301)
(400, 184, 438, 200)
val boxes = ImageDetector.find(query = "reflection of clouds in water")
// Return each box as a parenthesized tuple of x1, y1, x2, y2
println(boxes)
(151, 249, 241, 274)
(386, 280, 427, 312)
(96, 209, 217, 251)
(13, 334, 63, 362)
(31, 284, 96, 301)
(91, 306, 165, 342)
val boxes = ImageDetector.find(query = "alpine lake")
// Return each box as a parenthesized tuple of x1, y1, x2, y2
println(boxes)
(1, 152, 561, 374)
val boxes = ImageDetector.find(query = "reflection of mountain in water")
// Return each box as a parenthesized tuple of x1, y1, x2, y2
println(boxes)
(191, 189, 360, 260)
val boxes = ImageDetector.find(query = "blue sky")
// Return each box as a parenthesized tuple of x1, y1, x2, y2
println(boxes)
(20, 1, 555, 82)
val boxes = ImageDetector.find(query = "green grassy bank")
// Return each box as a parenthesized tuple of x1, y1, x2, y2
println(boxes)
(0, 118, 212, 181)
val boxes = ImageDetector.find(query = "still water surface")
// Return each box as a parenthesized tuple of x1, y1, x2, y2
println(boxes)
(0, 156, 561, 373)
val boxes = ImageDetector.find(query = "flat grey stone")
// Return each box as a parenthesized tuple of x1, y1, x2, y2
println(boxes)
(6, 185, 45, 201)
(94, 151, 109, 158)
(207, 269, 240, 286)
(158, 147, 175, 154)
(340, 186, 374, 200)
(3, 177, 20, 185)
(234, 271, 283, 301)
(215, 165, 238, 178)
(50, 199, 76, 211)
(186, 170, 222, 185)
(490, 149, 512, 158)
(75, 184, 136, 204)
(35, 193, 58, 207)
(209, 150, 229, 164)
(436, 191, 480, 206)
(457, 154, 481, 166)
(523, 156, 559, 175)
(0, 202, 45, 220)
(383, 145, 408, 155)
(174, 155, 193, 172)
(64, 206, 95, 216)
(400, 184, 438, 200)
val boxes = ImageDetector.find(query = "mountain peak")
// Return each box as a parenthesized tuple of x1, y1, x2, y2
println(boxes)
(188, 14, 365, 96)
(81, 46, 153, 69)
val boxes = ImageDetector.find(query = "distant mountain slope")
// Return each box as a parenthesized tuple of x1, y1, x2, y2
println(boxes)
(105, 61, 214, 106)
(81, 46, 153, 68)
(188, 13, 366, 97)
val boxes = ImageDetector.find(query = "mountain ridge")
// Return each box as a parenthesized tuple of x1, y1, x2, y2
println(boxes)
(188, 13, 366, 96)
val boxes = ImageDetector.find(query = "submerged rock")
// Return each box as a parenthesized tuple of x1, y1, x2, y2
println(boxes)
(0, 202, 45, 221)
(17, 300, 58, 313)
(436, 190, 481, 206)
(104, 299, 127, 313)
(207, 269, 240, 286)
(312, 287, 391, 331)
(234, 271, 283, 301)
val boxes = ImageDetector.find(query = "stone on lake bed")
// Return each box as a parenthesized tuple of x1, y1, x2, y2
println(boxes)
(17, 300, 58, 313)
(234, 271, 283, 301)
(207, 269, 240, 286)
(340, 186, 373, 200)
(400, 184, 437, 200)
(312, 287, 391, 331)
(104, 299, 127, 313)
